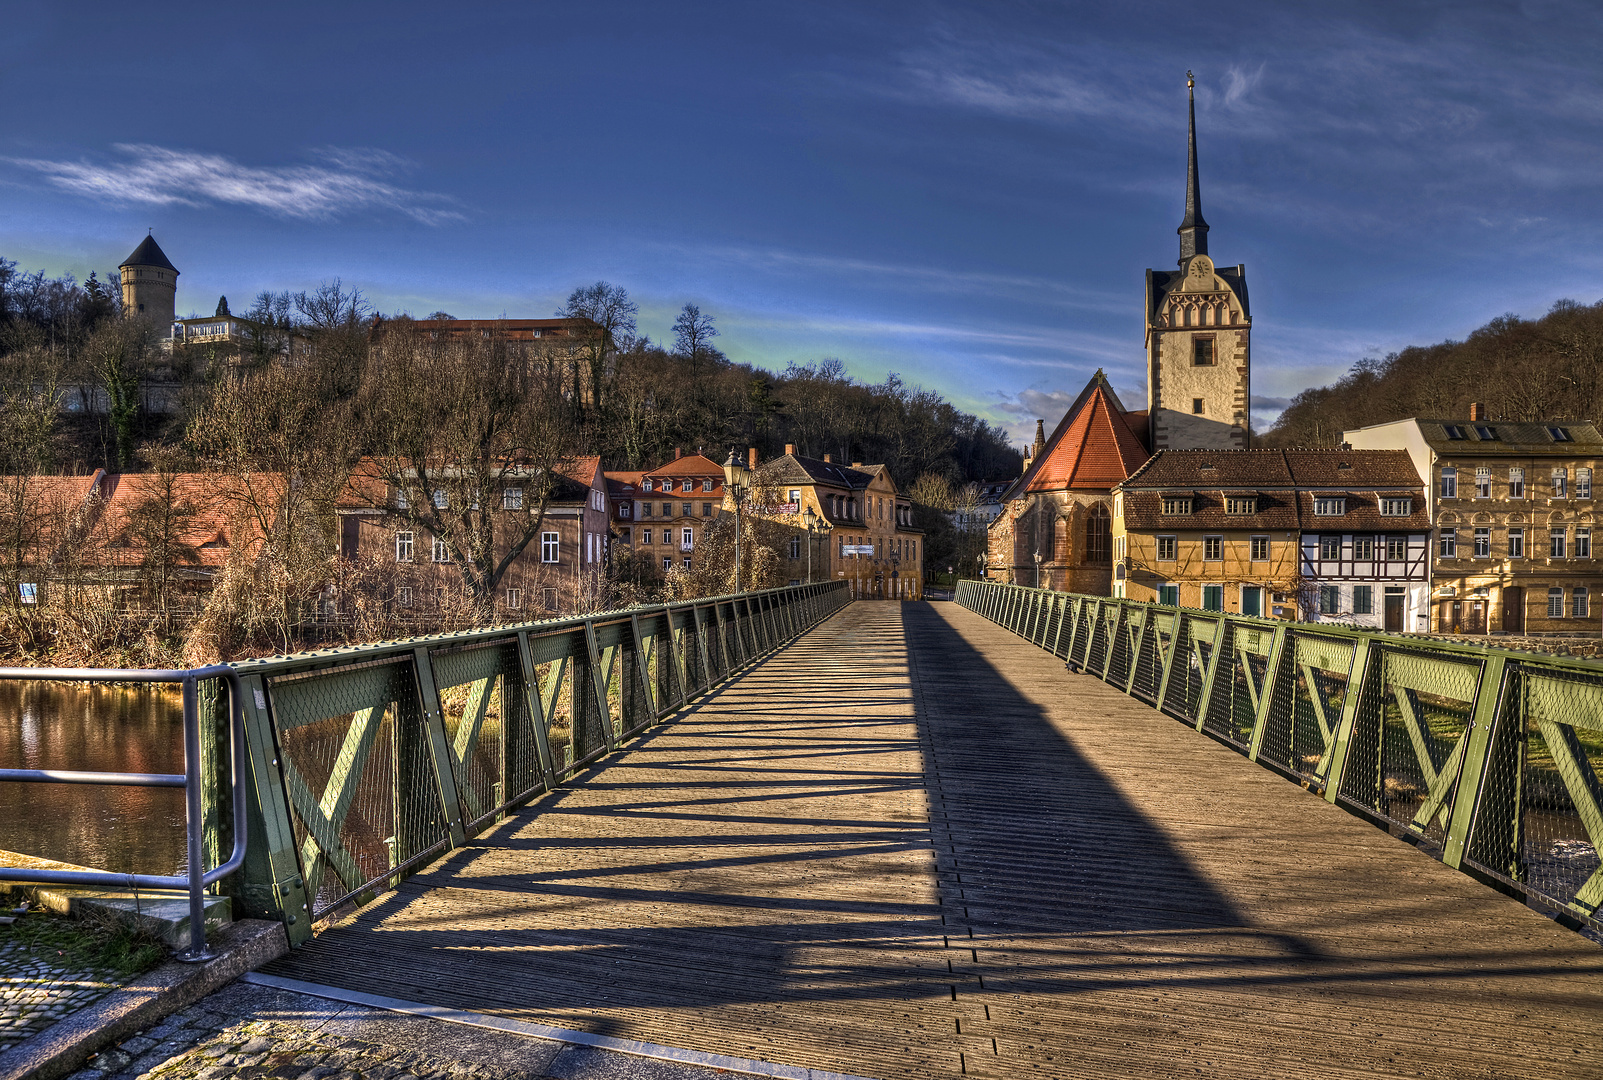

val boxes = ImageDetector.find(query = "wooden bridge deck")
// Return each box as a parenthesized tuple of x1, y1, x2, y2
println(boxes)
(265, 601, 1603, 1079)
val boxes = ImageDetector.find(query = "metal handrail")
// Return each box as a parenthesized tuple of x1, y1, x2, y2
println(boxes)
(0, 664, 248, 961)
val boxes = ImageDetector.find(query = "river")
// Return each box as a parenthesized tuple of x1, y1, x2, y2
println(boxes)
(0, 682, 187, 876)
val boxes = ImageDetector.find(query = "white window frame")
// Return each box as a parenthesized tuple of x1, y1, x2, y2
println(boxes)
(395, 531, 414, 562)
(1380, 498, 1411, 516)
(1549, 587, 1565, 618)
(681, 527, 694, 551)
(1577, 527, 1592, 558)
(1250, 536, 1269, 562)
(1313, 498, 1345, 516)
(1440, 468, 1457, 499)
(1476, 467, 1491, 499)
(1509, 468, 1524, 500)
(1439, 530, 1456, 558)
(1553, 468, 1569, 499)
(541, 532, 560, 563)
(1578, 468, 1593, 499)
(1202, 535, 1223, 561)
(432, 536, 451, 563)
(1473, 527, 1491, 558)
(1508, 528, 1524, 559)
(1155, 535, 1177, 561)
(503, 487, 523, 511)
(506, 588, 521, 609)
(1552, 527, 1567, 559)
(432, 488, 448, 509)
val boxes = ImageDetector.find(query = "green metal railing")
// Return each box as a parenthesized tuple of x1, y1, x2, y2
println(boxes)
(956, 579, 1603, 935)
(201, 581, 848, 944)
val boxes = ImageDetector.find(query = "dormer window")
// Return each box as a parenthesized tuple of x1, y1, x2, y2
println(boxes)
(1161, 496, 1193, 516)
(1474, 425, 1498, 441)
(1379, 498, 1412, 516)
(1225, 496, 1255, 515)
(1443, 425, 1467, 440)
(1548, 426, 1572, 442)
(1313, 497, 1346, 516)
(642, 479, 654, 492)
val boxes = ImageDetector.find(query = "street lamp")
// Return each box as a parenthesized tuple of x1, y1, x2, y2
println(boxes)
(801, 505, 821, 584)
(1033, 548, 1042, 589)
(722, 448, 751, 592)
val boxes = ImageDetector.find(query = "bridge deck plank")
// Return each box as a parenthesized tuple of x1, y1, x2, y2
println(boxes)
(265, 602, 1603, 1079)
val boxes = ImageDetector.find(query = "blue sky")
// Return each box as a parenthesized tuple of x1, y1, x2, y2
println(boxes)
(6, 2, 1603, 448)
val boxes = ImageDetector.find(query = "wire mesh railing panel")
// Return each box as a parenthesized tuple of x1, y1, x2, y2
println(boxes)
(267, 659, 448, 918)
(1106, 610, 1133, 687)
(431, 641, 519, 833)
(1174, 616, 1217, 725)
(1338, 649, 1481, 847)
(1084, 606, 1109, 673)
(1130, 615, 1161, 702)
(1199, 623, 1248, 744)
(1474, 667, 1603, 923)
(1270, 634, 1356, 784)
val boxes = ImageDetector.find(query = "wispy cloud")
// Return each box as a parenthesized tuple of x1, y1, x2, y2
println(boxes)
(697, 244, 1129, 314)
(6, 144, 462, 224)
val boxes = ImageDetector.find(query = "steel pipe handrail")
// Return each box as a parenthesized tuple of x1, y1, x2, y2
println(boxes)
(0, 663, 248, 960)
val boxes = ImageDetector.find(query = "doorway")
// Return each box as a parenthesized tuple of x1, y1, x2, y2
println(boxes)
(1241, 586, 1262, 618)
(1465, 600, 1487, 634)
(1503, 587, 1524, 633)
(1384, 589, 1405, 633)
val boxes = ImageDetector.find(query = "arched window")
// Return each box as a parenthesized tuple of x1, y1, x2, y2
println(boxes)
(1086, 504, 1111, 563)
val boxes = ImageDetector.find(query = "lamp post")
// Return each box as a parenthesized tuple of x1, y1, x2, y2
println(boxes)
(722, 448, 751, 593)
(802, 505, 820, 584)
(1033, 548, 1042, 589)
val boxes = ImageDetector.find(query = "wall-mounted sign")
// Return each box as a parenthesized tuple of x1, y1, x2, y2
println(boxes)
(841, 544, 875, 556)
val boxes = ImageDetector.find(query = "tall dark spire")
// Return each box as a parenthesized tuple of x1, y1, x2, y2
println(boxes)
(1178, 70, 1209, 263)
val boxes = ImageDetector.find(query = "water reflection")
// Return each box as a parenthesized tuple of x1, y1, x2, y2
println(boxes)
(0, 683, 186, 876)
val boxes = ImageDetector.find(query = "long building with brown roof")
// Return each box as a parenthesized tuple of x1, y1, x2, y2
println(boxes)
(1112, 448, 1428, 626)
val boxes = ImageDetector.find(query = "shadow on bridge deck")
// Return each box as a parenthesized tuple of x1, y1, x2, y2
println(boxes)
(264, 601, 1603, 1079)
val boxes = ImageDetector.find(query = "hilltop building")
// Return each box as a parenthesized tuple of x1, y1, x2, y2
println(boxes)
(119, 233, 179, 328)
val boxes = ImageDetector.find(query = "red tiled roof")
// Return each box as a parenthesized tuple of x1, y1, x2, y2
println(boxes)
(646, 453, 724, 477)
(95, 472, 276, 568)
(605, 471, 644, 496)
(1022, 375, 1150, 494)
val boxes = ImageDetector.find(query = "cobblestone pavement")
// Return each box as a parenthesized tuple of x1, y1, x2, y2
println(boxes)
(0, 934, 126, 1054)
(67, 980, 770, 1080)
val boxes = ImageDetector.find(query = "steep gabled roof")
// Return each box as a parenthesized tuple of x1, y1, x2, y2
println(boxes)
(1002, 371, 1150, 501)
(120, 235, 178, 273)
(647, 453, 723, 477)
(759, 454, 873, 490)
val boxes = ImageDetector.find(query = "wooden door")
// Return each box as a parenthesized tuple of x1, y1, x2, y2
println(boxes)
(1503, 587, 1524, 633)
(1384, 592, 1404, 633)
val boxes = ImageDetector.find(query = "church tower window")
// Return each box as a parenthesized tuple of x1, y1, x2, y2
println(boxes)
(1193, 338, 1215, 366)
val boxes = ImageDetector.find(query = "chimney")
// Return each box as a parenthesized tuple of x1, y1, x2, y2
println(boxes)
(747, 447, 758, 471)
(1469, 402, 1484, 421)
(673, 447, 682, 460)
(852, 461, 863, 469)
(784, 443, 795, 456)
(823, 453, 833, 463)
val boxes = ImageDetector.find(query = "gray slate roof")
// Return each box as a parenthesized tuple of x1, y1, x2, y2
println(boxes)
(120, 235, 178, 272)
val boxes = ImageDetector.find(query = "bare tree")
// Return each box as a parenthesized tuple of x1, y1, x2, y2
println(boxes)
(83, 315, 157, 469)
(558, 282, 636, 416)
(672, 304, 719, 376)
(356, 324, 574, 621)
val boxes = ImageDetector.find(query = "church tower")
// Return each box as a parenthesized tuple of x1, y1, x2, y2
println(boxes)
(119, 233, 179, 330)
(1145, 73, 1250, 450)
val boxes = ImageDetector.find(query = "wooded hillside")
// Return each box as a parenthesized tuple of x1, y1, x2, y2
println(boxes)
(1264, 298, 1603, 446)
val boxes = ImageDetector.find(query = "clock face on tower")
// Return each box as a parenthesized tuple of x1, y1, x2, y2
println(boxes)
(1189, 258, 1211, 281)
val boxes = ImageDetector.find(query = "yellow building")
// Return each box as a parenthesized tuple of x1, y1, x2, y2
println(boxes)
(754, 446, 923, 599)
(1113, 449, 1428, 621)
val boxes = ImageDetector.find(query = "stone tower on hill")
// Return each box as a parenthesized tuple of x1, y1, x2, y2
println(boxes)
(1144, 73, 1251, 451)
(119, 233, 179, 328)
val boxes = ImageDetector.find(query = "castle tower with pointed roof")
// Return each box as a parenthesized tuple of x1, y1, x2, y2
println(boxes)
(986, 370, 1151, 592)
(1145, 73, 1250, 451)
(119, 233, 179, 330)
